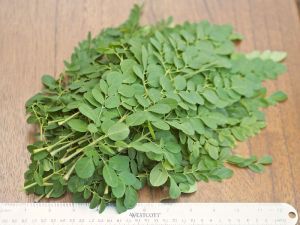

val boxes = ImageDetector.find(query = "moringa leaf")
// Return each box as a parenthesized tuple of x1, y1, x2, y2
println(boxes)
(107, 123, 130, 141)
(75, 157, 95, 179)
(149, 163, 168, 187)
(109, 155, 130, 171)
(103, 164, 119, 187)
(169, 177, 181, 199)
(67, 119, 88, 132)
(78, 104, 96, 122)
(147, 103, 171, 114)
(124, 186, 138, 209)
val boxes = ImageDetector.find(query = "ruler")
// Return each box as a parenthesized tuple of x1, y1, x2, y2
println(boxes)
(0, 203, 298, 225)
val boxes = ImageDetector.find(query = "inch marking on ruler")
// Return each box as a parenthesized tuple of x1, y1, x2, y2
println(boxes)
(0, 203, 298, 225)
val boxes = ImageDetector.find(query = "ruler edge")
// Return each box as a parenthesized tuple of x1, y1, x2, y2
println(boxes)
(0, 202, 298, 223)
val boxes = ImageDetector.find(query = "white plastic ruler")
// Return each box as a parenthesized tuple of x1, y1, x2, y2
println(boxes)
(0, 203, 298, 225)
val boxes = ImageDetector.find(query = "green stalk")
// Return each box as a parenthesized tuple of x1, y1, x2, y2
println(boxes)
(63, 155, 83, 181)
(23, 168, 64, 191)
(63, 163, 76, 181)
(182, 62, 215, 79)
(58, 112, 80, 125)
(34, 194, 45, 203)
(33, 132, 74, 154)
(45, 189, 53, 198)
(50, 135, 87, 157)
(66, 146, 78, 153)
(59, 135, 107, 164)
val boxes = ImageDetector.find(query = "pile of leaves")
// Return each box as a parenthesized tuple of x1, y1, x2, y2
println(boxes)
(24, 5, 288, 213)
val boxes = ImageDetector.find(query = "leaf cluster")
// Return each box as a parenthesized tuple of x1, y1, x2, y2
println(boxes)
(24, 4, 287, 213)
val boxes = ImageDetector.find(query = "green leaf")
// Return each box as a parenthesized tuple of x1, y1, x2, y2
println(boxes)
(160, 76, 173, 91)
(237, 156, 257, 168)
(112, 179, 126, 198)
(105, 95, 121, 109)
(89, 193, 100, 209)
(78, 104, 96, 122)
(169, 177, 181, 199)
(189, 118, 205, 134)
(148, 103, 171, 114)
(147, 65, 164, 87)
(49, 182, 65, 198)
(99, 143, 115, 156)
(41, 74, 56, 89)
(87, 123, 98, 133)
(133, 65, 144, 80)
(258, 155, 273, 165)
(67, 119, 88, 132)
(99, 199, 106, 213)
(248, 163, 265, 173)
(33, 171, 43, 186)
(179, 182, 197, 193)
(102, 164, 119, 187)
(174, 76, 186, 90)
(267, 91, 287, 105)
(121, 4, 142, 31)
(211, 167, 233, 179)
(202, 89, 220, 104)
(83, 188, 91, 199)
(116, 198, 127, 213)
(200, 115, 217, 129)
(99, 79, 108, 94)
(227, 155, 245, 164)
(231, 75, 254, 97)
(135, 94, 151, 108)
(118, 84, 135, 97)
(67, 176, 84, 193)
(179, 91, 204, 105)
(72, 193, 85, 203)
(105, 71, 123, 87)
(75, 157, 95, 179)
(130, 142, 162, 154)
(141, 45, 148, 70)
(109, 155, 130, 171)
(119, 171, 140, 186)
(124, 186, 138, 209)
(148, 88, 162, 102)
(158, 98, 178, 109)
(149, 163, 168, 187)
(126, 111, 147, 126)
(107, 123, 130, 141)
(208, 145, 219, 160)
(120, 59, 137, 84)
(167, 121, 195, 136)
(92, 86, 105, 104)
(151, 120, 170, 130)
(246, 50, 287, 62)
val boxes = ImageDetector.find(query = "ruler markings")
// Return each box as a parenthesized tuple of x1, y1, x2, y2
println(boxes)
(0, 203, 297, 225)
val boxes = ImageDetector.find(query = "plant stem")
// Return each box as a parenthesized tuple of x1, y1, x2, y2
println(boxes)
(50, 135, 88, 157)
(136, 132, 151, 142)
(183, 62, 215, 79)
(63, 157, 82, 181)
(45, 189, 54, 198)
(59, 135, 107, 164)
(58, 112, 80, 125)
(33, 132, 74, 154)
(118, 113, 128, 123)
(34, 194, 45, 203)
(66, 146, 78, 153)
(23, 168, 64, 191)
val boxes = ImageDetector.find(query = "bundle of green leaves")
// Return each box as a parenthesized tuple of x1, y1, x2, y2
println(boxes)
(24, 5, 288, 213)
